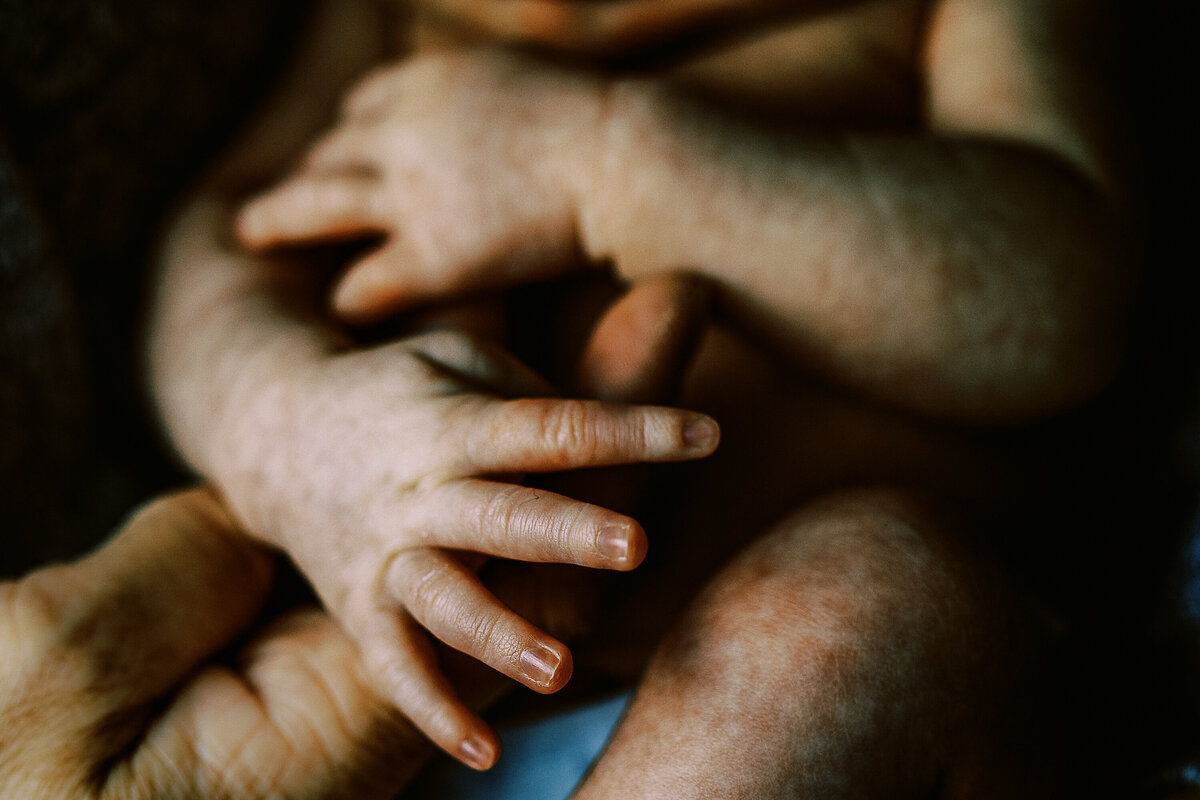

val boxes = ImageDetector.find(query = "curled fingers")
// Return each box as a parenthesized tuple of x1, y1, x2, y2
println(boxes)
(384, 549, 573, 694)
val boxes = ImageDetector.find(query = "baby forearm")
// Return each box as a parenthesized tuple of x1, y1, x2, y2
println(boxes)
(582, 82, 1128, 422)
(148, 195, 345, 483)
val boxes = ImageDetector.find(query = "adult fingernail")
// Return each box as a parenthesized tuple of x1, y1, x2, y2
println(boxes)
(459, 736, 494, 770)
(683, 416, 719, 451)
(520, 644, 561, 688)
(598, 525, 631, 562)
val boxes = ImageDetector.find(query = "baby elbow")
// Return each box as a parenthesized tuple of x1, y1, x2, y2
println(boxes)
(1035, 317, 1125, 416)
(988, 289, 1128, 424)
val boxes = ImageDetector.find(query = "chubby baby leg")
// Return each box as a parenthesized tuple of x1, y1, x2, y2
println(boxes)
(573, 488, 1060, 799)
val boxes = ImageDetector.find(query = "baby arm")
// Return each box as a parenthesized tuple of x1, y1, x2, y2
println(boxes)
(239, 0, 1130, 424)
(148, 0, 718, 771)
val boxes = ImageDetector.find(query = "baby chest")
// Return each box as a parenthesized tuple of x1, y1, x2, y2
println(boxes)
(406, 0, 929, 127)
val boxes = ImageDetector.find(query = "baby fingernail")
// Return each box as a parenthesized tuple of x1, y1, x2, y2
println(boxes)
(598, 525, 631, 562)
(459, 736, 493, 770)
(683, 416, 719, 451)
(520, 644, 561, 688)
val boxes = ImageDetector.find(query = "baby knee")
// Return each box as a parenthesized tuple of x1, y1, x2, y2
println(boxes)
(658, 489, 1011, 690)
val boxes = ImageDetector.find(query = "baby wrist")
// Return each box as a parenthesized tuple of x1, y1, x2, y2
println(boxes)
(575, 77, 676, 282)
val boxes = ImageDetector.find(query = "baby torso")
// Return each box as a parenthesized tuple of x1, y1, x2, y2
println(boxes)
(403, 0, 929, 128)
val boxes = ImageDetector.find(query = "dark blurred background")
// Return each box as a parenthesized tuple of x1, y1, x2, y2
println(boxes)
(0, 0, 307, 569)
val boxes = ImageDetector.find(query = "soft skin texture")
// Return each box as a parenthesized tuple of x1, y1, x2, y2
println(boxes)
(240, 0, 1128, 423)
(155, 198, 718, 768)
(571, 489, 1061, 800)
(0, 490, 430, 800)
(147, 0, 1131, 794)
(149, 0, 721, 768)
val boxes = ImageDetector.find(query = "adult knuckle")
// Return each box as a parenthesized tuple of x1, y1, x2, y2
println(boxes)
(9, 570, 71, 635)
(9, 568, 93, 653)
(125, 493, 188, 530)
(5, 571, 107, 703)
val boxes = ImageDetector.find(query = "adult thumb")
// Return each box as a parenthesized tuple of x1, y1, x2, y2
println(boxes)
(38, 489, 274, 707)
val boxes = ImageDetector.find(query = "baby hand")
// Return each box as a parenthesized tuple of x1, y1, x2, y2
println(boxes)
(236, 49, 608, 325)
(213, 328, 718, 769)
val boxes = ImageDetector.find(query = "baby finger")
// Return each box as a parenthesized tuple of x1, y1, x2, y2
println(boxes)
(385, 548, 573, 694)
(410, 479, 646, 570)
(463, 398, 720, 473)
(237, 173, 384, 249)
(354, 607, 500, 770)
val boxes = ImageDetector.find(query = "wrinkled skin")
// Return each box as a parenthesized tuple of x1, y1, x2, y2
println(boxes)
(0, 491, 427, 800)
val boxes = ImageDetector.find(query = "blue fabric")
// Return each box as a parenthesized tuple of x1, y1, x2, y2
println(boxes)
(405, 690, 631, 800)
(1182, 519, 1200, 628)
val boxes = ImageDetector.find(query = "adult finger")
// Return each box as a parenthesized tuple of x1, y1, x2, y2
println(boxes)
(115, 609, 432, 800)
(352, 605, 501, 770)
(462, 397, 720, 473)
(385, 549, 573, 693)
(236, 173, 384, 249)
(403, 479, 647, 569)
(22, 490, 274, 708)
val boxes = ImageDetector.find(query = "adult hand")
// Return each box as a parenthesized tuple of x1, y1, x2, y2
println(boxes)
(0, 490, 426, 800)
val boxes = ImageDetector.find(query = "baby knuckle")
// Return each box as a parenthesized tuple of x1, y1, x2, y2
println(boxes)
(465, 612, 501, 657)
(424, 705, 462, 745)
(380, 663, 426, 715)
(541, 400, 598, 460)
(477, 486, 522, 540)
(404, 559, 456, 617)
(628, 409, 653, 451)
(554, 505, 590, 552)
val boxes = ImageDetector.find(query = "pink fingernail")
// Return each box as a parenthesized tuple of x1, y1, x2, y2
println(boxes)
(519, 644, 561, 688)
(459, 736, 493, 770)
(683, 416, 719, 450)
(598, 525, 631, 562)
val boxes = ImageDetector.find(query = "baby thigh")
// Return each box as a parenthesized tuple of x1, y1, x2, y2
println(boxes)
(572, 488, 1059, 800)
